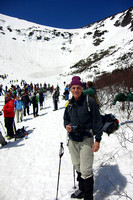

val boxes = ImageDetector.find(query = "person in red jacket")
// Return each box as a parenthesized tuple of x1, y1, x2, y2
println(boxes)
(2, 92, 15, 140)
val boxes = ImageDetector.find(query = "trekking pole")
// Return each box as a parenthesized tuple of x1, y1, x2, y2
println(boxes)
(0, 112, 6, 135)
(55, 142, 64, 200)
(0, 120, 6, 135)
(73, 166, 76, 189)
(13, 121, 17, 141)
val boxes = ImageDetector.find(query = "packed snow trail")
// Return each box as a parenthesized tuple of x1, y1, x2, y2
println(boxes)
(0, 95, 74, 200)
(0, 94, 133, 200)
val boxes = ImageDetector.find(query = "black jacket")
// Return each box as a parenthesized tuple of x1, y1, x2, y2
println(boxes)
(21, 94, 30, 106)
(53, 90, 59, 100)
(63, 93, 103, 142)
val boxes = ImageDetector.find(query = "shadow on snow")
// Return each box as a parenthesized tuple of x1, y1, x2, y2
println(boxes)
(94, 164, 127, 200)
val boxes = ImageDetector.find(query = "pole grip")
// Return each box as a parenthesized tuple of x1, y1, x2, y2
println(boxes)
(59, 142, 64, 157)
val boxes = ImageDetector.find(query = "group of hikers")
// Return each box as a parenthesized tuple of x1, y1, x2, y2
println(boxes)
(0, 76, 100, 200)
(1, 76, 131, 200)
(0, 78, 98, 142)
(0, 81, 61, 145)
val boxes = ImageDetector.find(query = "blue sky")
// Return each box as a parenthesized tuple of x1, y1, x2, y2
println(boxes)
(0, 0, 133, 29)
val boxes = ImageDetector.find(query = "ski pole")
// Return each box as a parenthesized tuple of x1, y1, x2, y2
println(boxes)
(55, 142, 64, 200)
(73, 166, 76, 189)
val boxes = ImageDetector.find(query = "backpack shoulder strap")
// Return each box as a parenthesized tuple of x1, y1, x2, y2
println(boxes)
(65, 99, 73, 113)
(86, 95, 91, 112)
(65, 100, 70, 108)
(65, 96, 91, 113)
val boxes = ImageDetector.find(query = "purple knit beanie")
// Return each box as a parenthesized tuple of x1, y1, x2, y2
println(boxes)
(69, 76, 83, 88)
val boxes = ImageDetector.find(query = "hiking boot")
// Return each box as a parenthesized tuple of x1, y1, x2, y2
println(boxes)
(84, 176, 94, 200)
(6, 135, 14, 140)
(2, 141, 8, 146)
(71, 189, 84, 198)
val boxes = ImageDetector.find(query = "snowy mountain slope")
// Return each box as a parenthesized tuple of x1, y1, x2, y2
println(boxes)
(0, 7, 133, 85)
(0, 7, 133, 200)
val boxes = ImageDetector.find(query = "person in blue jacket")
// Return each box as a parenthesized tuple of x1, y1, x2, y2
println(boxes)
(64, 76, 103, 200)
(15, 95, 25, 123)
(64, 85, 70, 100)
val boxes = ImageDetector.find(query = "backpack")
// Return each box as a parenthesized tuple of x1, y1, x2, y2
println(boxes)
(113, 93, 128, 105)
(86, 95, 119, 135)
(53, 90, 59, 99)
(15, 126, 26, 138)
(31, 96, 38, 105)
(65, 95, 119, 136)
(83, 87, 100, 107)
(101, 114, 119, 135)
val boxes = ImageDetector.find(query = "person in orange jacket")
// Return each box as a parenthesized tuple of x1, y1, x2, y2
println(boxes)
(1, 92, 15, 140)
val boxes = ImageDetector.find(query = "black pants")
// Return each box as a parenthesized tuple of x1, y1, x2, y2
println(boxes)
(39, 100, 43, 107)
(54, 99, 58, 110)
(33, 104, 38, 117)
(24, 106, 29, 116)
(5, 117, 14, 137)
